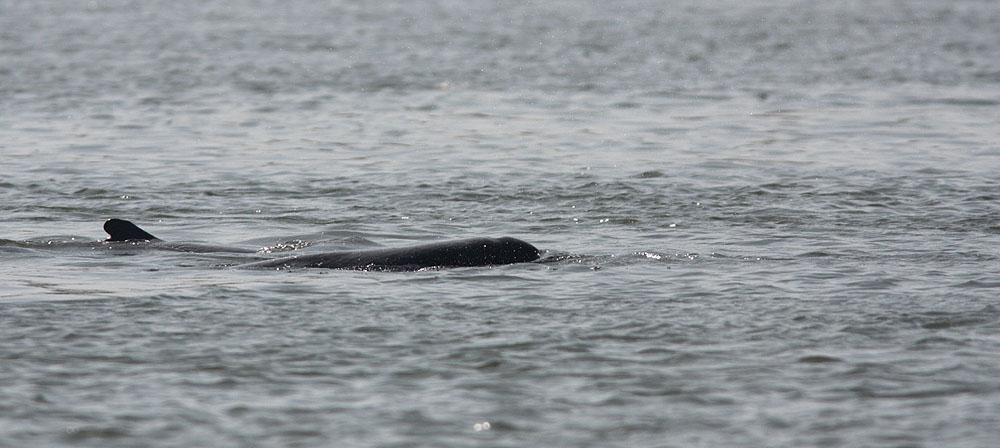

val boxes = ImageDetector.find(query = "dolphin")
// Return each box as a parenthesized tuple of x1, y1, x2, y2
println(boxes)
(103, 219, 540, 269)
(104, 218, 160, 242)
(238, 236, 541, 270)
(103, 219, 256, 253)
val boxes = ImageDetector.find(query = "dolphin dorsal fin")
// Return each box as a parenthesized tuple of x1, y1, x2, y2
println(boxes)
(104, 219, 159, 242)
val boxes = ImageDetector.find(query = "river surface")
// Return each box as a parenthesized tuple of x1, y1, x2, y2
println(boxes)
(2, 1, 999, 447)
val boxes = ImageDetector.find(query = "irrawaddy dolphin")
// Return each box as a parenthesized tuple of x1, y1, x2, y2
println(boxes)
(240, 236, 540, 270)
(104, 219, 541, 270)
(103, 218, 256, 253)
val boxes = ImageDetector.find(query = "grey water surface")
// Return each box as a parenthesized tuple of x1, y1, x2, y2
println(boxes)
(2, 1, 999, 447)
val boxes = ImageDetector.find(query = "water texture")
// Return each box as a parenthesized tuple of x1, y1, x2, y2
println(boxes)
(1, 1, 999, 447)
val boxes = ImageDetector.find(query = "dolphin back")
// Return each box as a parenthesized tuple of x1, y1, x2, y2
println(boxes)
(242, 237, 540, 270)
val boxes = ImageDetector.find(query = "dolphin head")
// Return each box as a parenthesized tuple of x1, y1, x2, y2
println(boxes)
(486, 237, 540, 264)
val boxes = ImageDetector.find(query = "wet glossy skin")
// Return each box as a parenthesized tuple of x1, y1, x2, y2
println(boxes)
(240, 237, 541, 270)
(103, 219, 539, 269)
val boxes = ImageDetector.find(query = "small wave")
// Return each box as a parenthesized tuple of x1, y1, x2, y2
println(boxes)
(797, 355, 843, 364)
(906, 97, 999, 107)
(446, 273, 542, 282)
(920, 318, 992, 330)
(633, 170, 665, 179)
(952, 280, 1000, 289)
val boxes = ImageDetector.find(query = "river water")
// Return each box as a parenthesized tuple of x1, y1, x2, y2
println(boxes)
(2, 1, 999, 447)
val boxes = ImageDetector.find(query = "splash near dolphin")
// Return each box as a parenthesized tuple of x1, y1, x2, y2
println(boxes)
(102, 219, 540, 270)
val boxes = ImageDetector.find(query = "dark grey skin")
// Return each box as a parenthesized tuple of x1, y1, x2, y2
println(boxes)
(239, 237, 541, 270)
(104, 219, 540, 269)
(104, 218, 160, 242)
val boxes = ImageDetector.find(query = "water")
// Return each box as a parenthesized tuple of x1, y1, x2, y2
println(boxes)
(2, 0, 999, 446)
